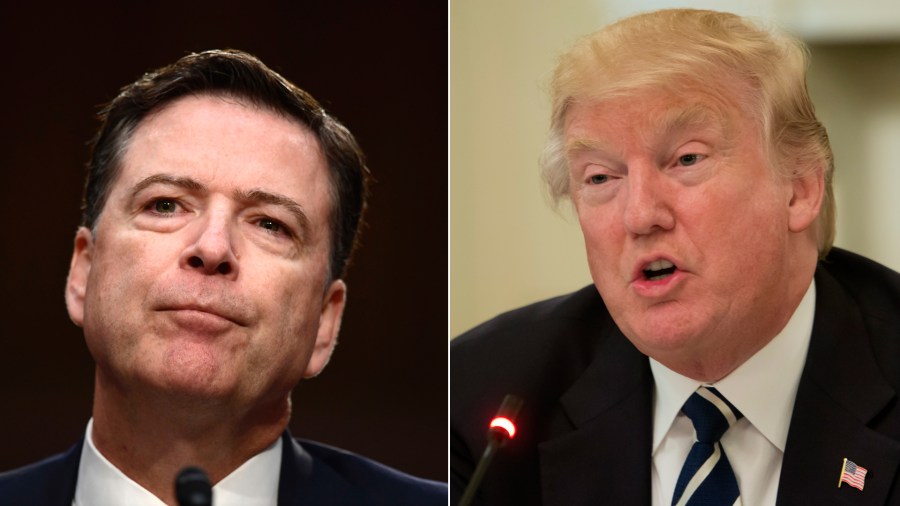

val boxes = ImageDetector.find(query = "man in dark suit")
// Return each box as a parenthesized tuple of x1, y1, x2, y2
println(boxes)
(452, 9, 900, 505)
(0, 50, 445, 505)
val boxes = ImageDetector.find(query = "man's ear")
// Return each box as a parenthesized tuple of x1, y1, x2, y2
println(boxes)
(787, 163, 825, 233)
(65, 227, 94, 327)
(303, 279, 347, 378)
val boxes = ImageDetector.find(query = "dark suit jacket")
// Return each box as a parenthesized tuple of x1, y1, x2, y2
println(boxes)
(451, 248, 900, 505)
(0, 430, 447, 505)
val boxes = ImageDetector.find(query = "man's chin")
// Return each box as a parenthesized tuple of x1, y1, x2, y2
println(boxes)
(618, 314, 712, 356)
(146, 351, 237, 401)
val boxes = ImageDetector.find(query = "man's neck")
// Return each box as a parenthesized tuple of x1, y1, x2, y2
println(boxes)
(89, 371, 289, 506)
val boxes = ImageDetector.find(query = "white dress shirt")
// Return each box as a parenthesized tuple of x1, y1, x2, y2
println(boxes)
(650, 280, 816, 506)
(73, 419, 282, 506)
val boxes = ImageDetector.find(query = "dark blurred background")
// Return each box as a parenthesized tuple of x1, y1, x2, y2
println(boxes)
(0, 2, 447, 480)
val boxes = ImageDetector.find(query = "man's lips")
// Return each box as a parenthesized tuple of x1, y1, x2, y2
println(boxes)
(158, 304, 248, 327)
(626, 255, 689, 298)
(631, 255, 682, 282)
(642, 259, 676, 280)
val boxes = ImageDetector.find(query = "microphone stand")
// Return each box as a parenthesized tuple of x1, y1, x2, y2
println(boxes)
(458, 395, 523, 506)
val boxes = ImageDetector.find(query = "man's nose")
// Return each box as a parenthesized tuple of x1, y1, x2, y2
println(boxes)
(180, 211, 239, 277)
(622, 165, 675, 236)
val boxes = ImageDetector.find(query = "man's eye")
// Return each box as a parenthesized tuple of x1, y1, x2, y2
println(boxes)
(151, 199, 179, 214)
(589, 174, 609, 184)
(678, 154, 703, 166)
(259, 218, 290, 237)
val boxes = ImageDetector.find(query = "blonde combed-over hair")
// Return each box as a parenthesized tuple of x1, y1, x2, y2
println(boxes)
(540, 9, 835, 256)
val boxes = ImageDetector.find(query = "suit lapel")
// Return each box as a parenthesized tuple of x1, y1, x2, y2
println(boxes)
(54, 441, 81, 506)
(539, 329, 653, 505)
(277, 432, 375, 505)
(277, 432, 313, 506)
(6, 437, 83, 506)
(777, 268, 900, 505)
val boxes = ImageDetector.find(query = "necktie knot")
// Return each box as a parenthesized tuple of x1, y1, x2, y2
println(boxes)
(682, 387, 743, 444)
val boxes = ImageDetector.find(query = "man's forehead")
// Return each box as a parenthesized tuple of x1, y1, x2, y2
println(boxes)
(132, 95, 318, 158)
(564, 94, 736, 155)
(111, 95, 330, 205)
(135, 93, 313, 139)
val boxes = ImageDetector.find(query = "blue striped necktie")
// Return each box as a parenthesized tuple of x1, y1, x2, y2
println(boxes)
(671, 386, 743, 506)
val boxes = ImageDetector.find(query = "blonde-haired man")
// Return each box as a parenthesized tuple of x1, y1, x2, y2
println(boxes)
(452, 9, 900, 505)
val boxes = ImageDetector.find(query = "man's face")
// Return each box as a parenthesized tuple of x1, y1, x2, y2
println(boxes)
(565, 85, 817, 375)
(65, 95, 345, 409)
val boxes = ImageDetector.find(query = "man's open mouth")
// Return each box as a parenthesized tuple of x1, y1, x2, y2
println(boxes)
(642, 259, 677, 281)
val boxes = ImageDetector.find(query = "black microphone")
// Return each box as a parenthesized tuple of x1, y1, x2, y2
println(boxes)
(458, 394, 523, 506)
(175, 466, 213, 506)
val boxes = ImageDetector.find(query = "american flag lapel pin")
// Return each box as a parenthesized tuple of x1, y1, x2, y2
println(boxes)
(838, 457, 868, 491)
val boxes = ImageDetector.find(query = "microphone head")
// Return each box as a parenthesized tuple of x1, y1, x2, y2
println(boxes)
(489, 416, 517, 440)
(487, 394, 523, 446)
(175, 466, 212, 506)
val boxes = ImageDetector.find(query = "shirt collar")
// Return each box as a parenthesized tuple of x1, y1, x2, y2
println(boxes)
(74, 419, 282, 506)
(650, 279, 815, 454)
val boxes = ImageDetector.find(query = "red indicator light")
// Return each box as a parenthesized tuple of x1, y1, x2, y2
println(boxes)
(489, 416, 517, 439)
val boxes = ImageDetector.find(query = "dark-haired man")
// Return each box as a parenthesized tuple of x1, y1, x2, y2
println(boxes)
(0, 50, 446, 506)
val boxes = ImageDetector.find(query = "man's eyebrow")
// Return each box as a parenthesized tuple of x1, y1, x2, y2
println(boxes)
(129, 175, 313, 238)
(565, 104, 726, 159)
(565, 138, 615, 159)
(656, 104, 723, 136)
(234, 188, 312, 236)
(130, 174, 206, 199)
(567, 138, 606, 153)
